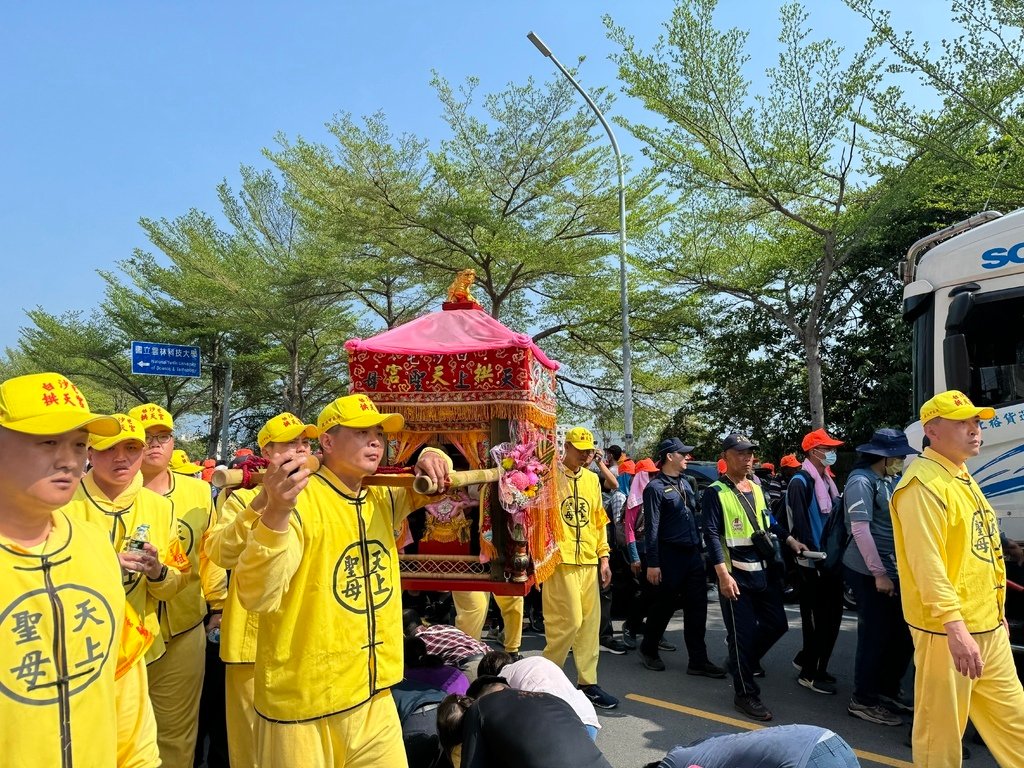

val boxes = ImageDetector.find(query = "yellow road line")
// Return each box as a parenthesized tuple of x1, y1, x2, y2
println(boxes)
(626, 694, 913, 768)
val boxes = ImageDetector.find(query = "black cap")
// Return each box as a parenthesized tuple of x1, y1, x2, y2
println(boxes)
(656, 437, 695, 458)
(722, 433, 758, 452)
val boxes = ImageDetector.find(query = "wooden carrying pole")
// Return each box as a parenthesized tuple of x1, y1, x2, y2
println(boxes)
(212, 457, 499, 494)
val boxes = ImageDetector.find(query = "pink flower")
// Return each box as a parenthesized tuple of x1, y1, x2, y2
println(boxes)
(506, 471, 531, 491)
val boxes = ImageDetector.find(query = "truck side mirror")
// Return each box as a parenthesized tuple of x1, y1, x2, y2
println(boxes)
(943, 334, 971, 392)
(945, 290, 975, 332)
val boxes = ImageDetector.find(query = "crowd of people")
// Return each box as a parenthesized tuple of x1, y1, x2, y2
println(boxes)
(2, 368, 1023, 768)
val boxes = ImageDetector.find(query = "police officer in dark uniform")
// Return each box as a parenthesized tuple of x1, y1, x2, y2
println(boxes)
(704, 433, 804, 722)
(639, 437, 726, 679)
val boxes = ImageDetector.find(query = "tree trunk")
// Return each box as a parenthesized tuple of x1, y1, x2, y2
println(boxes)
(285, 340, 301, 414)
(207, 337, 223, 458)
(803, 329, 826, 429)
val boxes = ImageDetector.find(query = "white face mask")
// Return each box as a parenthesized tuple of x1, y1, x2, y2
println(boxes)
(820, 449, 837, 467)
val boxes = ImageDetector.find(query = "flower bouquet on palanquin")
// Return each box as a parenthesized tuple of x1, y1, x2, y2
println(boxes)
(490, 439, 549, 528)
(489, 437, 551, 581)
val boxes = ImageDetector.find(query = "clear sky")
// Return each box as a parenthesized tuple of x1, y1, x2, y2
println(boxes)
(0, 1, 949, 352)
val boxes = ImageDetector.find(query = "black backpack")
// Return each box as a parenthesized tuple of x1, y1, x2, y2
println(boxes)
(789, 472, 849, 572)
(820, 492, 849, 572)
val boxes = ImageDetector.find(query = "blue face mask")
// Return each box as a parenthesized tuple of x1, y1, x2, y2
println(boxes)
(821, 450, 837, 467)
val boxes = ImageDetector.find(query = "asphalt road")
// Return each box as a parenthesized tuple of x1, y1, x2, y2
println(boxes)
(508, 599, 1000, 768)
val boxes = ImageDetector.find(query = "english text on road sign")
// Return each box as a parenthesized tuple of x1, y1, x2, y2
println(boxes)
(131, 341, 201, 378)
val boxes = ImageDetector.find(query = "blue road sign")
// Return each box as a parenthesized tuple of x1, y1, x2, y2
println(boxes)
(131, 341, 201, 378)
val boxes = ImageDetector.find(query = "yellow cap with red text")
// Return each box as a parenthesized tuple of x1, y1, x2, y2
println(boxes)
(565, 427, 596, 451)
(128, 403, 174, 430)
(169, 449, 204, 475)
(90, 414, 146, 451)
(920, 390, 996, 424)
(258, 412, 319, 449)
(0, 373, 119, 436)
(317, 394, 404, 434)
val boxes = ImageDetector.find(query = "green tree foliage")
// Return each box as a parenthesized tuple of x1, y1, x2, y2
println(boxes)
(848, 0, 1024, 167)
(607, 0, 897, 429)
(271, 72, 671, 423)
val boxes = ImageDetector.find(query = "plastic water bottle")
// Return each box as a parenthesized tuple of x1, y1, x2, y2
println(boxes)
(207, 627, 220, 644)
(126, 524, 150, 552)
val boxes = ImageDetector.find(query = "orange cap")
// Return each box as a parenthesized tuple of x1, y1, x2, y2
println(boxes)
(633, 458, 658, 473)
(619, 459, 637, 475)
(801, 428, 843, 452)
(760, 462, 775, 473)
(780, 453, 800, 469)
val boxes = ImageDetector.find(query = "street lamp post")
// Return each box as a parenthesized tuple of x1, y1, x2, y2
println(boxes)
(527, 31, 634, 453)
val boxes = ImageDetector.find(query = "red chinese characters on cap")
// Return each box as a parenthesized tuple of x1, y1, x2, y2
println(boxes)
(40, 377, 84, 408)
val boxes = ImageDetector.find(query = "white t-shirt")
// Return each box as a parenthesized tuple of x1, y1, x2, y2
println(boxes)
(500, 656, 600, 728)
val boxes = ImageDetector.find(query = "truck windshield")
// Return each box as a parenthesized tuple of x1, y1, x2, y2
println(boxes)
(962, 290, 1024, 408)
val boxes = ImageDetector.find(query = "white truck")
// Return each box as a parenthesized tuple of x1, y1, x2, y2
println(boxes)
(902, 208, 1024, 540)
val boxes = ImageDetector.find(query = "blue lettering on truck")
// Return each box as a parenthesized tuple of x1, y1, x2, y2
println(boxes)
(982, 241, 1024, 269)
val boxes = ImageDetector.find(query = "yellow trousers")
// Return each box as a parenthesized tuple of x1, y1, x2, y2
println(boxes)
(541, 563, 600, 686)
(256, 689, 407, 768)
(115, 658, 161, 768)
(225, 663, 257, 768)
(147, 623, 206, 768)
(911, 627, 1024, 767)
(452, 591, 524, 653)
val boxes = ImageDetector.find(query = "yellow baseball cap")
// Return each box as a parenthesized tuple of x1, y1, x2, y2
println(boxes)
(317, 394, 404, 434)
(565, 427, 596, 451)
(258, 412, 318, 449)
(169, 449, 204, 475)
(127, 403, 174, 431)
(920, 390, 996, 424)
(0, 373, 120, 437)
(90, 414, 146, 451)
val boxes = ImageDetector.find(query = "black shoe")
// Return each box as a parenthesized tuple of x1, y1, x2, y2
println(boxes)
(753, 664, 766, 678)
(819, 671, 837, 684)
(799, 676, 837, 695)
(734, 694, 772, 721)
(508, 652, 524, 663)
(529, 613, 545, 633)
(622, 628, 637, 650)
(658, 639, 676, 652)
(687, 661, 726, 679)
(580, 684, 619, 709)
(879, 693, 914, 714)
(600, 637, 628, 655)
(848, 698, 902, 726)
(640, 652, 665, 671)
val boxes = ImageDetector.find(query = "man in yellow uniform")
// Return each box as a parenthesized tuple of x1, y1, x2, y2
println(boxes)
(0, 372, 159, 767)
(892, 390, 1024, 767)
(542, 427, 617, 710)
(63, 413, 190, 666)
(205, 411, 317, 768)
(234, 394, 451, 768)
(128, 402, 228, 768)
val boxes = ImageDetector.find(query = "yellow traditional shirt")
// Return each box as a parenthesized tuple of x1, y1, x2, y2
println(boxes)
(555, 465, 610, 566)
(0, 511, 159, 767)
(891, 447, 1006, 634)
(63, 471, 189, 663)
(234, 462, 444, 722)
(205, 487, 260, 664)
(159, 472, 227, 637)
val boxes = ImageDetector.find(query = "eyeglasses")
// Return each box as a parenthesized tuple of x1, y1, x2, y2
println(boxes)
(145, 433, 174, 447)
